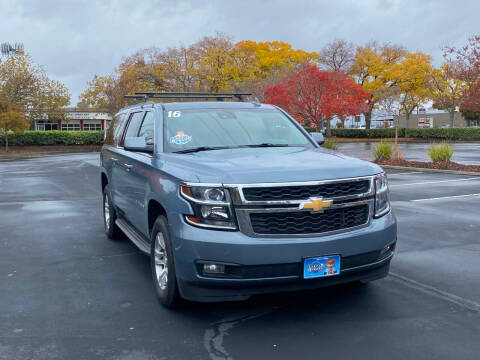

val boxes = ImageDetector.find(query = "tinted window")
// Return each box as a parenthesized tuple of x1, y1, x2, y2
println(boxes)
(138, 111, 155, 145)
(124, 112, 145, 138)
(164, 108, 311, 152)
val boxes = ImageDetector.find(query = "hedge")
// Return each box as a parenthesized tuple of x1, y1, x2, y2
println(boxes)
(404, 128, 480, 140)
(304, 127, 480, 141)
(0, 131, 104, 146)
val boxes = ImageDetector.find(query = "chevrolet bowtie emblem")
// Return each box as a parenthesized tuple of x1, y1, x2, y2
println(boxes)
(299, 197, 333, 213)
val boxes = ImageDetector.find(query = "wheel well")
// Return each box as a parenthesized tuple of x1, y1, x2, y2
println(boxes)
(101, 173, 108, 191)
(148, 200, 167, 234)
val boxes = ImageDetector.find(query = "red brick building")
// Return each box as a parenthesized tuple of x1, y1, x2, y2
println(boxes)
(35, 108, 112, 131)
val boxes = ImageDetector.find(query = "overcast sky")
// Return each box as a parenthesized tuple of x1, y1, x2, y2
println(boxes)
(1, 0, 478, 105)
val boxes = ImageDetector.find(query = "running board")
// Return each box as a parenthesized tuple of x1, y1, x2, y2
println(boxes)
(115, 218, 150, 255)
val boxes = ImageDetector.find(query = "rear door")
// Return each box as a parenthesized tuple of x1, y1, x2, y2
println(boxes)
(111, 111, 145, 218)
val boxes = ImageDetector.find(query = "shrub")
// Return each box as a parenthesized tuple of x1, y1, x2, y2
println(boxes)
(303, 126, 317, 133)
(427, 143, 454, 163)
(330, 128, 406, 138)
(318, 127, 480, 141)
(373, 142, 392, 161)
(321, 139, 338, 150)
(0, 130, 104, 146)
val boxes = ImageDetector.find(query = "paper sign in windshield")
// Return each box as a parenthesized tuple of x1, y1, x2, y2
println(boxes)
(170, 131, 192, 145)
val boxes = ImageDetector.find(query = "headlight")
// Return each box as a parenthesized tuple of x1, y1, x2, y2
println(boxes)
(180, 185, 236, 230)
(374, 173, 390, 218)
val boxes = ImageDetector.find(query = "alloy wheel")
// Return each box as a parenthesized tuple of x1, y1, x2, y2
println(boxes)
(104, 195, 110, 231)
(154, 232, 168, 290)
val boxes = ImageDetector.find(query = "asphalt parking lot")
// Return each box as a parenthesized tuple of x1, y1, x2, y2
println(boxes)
(1, 153, 479, 360)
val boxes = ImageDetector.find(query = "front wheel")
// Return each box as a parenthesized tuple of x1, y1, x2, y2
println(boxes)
(150, 216, 180, 308)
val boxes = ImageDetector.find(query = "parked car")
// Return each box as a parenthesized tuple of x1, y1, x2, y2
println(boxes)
(100, 92, 397, 307)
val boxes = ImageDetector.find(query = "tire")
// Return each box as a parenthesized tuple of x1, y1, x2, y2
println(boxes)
(103, 184, 122, 240)
(150, 216, 180, 308)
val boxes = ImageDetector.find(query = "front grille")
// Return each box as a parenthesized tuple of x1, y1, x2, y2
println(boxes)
(242, 180, 370, 201)
(249, 204, 369, 235)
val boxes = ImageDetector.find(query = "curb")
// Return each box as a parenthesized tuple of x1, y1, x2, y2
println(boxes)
(378, 164, 480, 176)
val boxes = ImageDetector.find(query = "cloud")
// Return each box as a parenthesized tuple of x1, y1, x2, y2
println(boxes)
(0, 0, 478, 105)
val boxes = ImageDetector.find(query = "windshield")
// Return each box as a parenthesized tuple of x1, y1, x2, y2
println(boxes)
(164, 108, 312, 153)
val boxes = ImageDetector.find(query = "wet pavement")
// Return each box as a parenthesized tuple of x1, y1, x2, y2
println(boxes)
(1, 153, 479, 360)
(338, 141, 480, 165)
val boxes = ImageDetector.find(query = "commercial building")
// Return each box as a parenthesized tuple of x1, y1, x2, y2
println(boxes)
(394, 109, 475, 128)
(35, 108, 112, 131)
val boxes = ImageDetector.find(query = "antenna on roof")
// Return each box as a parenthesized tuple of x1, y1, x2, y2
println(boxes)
(1, 42, 24, 56)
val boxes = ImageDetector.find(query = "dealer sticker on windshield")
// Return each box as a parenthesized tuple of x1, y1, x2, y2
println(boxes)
(303, 255, 340, 279)
(170, 131, 192, 145)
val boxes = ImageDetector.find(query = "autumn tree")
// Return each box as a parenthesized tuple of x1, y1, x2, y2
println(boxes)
(431, 63, 467, 127)
(0, 52, 70, 124)
(351, 42, 406, 129)
(80, 34, 318, 111)
(0, 103, 28, 151)
(389, 52, 433, 131)
(264, 66, 369, 136)
(318, 39, 355, 72)
(443, 34, 480, 114)
(235, 40, 318, 99)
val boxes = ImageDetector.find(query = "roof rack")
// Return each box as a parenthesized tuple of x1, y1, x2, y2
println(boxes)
(125, 92, 252, 102)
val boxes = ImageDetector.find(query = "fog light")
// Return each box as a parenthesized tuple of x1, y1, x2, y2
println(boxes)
(380, 244, 392, 255)
(203, 263, 225, 275)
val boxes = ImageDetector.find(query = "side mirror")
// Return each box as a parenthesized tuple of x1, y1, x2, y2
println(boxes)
(124, 137, 153, 152)
(311, 132, 324, 145)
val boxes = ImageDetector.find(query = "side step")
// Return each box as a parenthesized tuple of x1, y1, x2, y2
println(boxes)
(115, 218, 150, 255)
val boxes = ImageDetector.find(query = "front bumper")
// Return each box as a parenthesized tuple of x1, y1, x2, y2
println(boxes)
(168, 211, 397, 302)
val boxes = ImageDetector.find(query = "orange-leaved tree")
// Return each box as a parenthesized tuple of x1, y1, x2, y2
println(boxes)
(0, 103, 28, 151)
(264, 65, 370, 136)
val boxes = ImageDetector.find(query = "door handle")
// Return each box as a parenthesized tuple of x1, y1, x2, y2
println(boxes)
(111, 157, 118, 163)
(123, 164, 133, 172)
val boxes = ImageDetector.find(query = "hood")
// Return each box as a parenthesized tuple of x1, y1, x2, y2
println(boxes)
(161, 147, 382, 184)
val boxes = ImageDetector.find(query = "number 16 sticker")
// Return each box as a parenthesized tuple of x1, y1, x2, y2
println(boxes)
(168, 111, 181, 118)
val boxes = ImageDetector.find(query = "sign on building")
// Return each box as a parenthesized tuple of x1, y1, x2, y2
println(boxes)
(418, 117, 433, 128)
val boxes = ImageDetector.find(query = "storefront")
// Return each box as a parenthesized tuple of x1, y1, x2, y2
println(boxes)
(35, 109, 112, 131)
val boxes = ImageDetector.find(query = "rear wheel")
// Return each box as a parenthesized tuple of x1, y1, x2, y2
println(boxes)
(150, 216, 180, 308)
(103, 185, 122, 239)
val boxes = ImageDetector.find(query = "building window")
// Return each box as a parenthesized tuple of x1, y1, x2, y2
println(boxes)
(468, 120, 480, 127)
(62, 123, 80, 131)
(37, 121, 58, 130)
(83, 123, 102, 131)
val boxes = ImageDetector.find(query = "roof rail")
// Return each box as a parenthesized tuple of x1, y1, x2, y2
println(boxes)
(131, 92, 252, 102)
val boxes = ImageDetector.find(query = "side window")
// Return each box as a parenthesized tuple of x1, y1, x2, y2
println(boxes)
(138, 111, 155, 145)
(120, 112, 145, 146)
(105, 113, 126, 146)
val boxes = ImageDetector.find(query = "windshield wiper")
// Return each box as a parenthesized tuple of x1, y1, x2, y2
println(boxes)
(173, 143, 292, 154)
(172, 146, 234, 154)
(243, 143, 291, 148)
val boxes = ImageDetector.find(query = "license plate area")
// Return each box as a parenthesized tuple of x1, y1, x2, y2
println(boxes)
(303, 255, 340, 279)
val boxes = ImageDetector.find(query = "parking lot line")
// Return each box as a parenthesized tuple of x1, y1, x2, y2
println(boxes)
(410, 193, 480, 202)
(387, 172, 424, 176)
(390, 177, 480, 187)
(390, 272, 480, 313)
